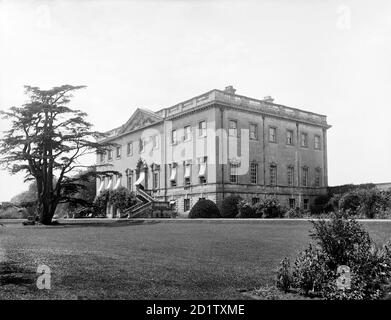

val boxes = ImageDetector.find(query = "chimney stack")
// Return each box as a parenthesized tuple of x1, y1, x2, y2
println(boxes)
(263, 95, 274, 103)
(224, 85, 236, 95)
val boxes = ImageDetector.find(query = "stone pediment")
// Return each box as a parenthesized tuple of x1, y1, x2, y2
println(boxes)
(119, 108, 162, 134)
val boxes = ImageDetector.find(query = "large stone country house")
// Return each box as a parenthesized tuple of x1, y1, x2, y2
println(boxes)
(96, 86, 331, 217)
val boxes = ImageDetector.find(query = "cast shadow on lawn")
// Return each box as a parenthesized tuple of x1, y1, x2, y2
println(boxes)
(52, 219, 161, 229)
(0, 261, 36, 286)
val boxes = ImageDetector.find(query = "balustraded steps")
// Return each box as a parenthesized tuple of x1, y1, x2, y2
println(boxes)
(123, 187, 174, 218)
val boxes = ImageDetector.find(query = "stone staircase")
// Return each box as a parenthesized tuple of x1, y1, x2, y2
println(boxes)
(124, 187, 173, 218)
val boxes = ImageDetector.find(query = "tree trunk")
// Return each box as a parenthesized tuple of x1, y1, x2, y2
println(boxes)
(39, 196, 57, 225)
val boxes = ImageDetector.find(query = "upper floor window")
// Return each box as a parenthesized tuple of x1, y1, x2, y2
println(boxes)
(286, 130, 294, 145)
(230, 162, 239, 184)
(287, 166, 294, 186)
(100, 152, 105, 163)
(184, 126, 191, 141)
(199, 121, 207, 137)
(169, 163, 177, 187)
(229, 120, 237, 137)
(300, 132, 308, 147)
(301, 166, 309, 187)
(269, 164, 277, 186)
(171, 129, 177, 144)
(249, 124, 258, 140)
(127, 142, 133, 156)
(116, 146, 121, 158)
(184, 161, 191, 186)
(250, 163, 258, 184)
(315, 167, 322, 187)
(152, 135, 158, 149)
(269, 127, 277, 143)
(198, 157, 207, 184)
(107, 149, 113, 161)
(184, 198, 190, 212)
(314, 135, 321, 150)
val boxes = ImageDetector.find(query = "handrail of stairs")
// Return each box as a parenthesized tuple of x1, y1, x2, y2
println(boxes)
(128, 202, 152, 218)
(136, 187, 154, 202)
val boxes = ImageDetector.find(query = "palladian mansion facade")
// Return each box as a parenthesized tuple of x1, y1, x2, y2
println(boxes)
(96, 86, 331, 217)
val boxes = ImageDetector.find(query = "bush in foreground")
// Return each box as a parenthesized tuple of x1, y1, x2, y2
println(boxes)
(276, 212, 391, 299)
(189, 199, 221, 218)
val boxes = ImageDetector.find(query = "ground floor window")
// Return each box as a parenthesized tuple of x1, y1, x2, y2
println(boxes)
(230, 163, 239, 183)
(289, 198, 296, 209)
(250, 163, 258, 184)
(252, 197, 259, 205)
(153, 171, 159, 190)
(184, 198, 190, 212)
(303, 199, 309, 210)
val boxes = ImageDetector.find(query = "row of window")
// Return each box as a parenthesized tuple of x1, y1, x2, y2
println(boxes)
(227, 120, 321, 149)
(229, 163, 323, 187)
(126, 157, 209, 190)
(267, 126, 321, 149)
(99, 121, 208, 163)
(100, 121, 322, 163)
(171, 121, 207, 144)
(229, 121, 318, 148)
(170, 157, 208, 187)
(288, 198, 310, 210)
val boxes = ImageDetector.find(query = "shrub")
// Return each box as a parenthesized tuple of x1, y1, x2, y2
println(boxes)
(312, 194, 332, 214)
(0, 206, 29, 219)
(93, 189, 110, 216)
(356, 188, 384, 218)
(327, 194, 342, 212)
(221, 195, 242, 218)
(275, 213, 391, 299)
(338, 191, 361, 215)
(285, 207, 304, 218)
(375, 208, 391, 219)
(310, 212, 372, 268)
(189, 199, 221, 218)
(252, 201, 264, 218)
(237, 200, 256, 218)
(108, 187, 137, 212)
(291, 245, 330, 296)
(236, 198, 284, 218)
(93, 187, 137, 217)
(275, 257, 292, 292)
(261, 197, 284, 218)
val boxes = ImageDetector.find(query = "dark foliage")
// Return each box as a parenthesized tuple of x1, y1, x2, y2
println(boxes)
(237, 200, 256, 218)
(276, 213, 391, 299)
(221, 195, 242, 218)
(93, 187, 137, 217)
(189, 199, 221, 218)
(0, 85, 114, 224)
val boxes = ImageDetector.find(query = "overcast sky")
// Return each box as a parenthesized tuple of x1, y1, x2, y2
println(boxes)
(0, 0, 390, 201)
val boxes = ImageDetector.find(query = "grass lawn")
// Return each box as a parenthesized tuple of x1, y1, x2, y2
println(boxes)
(1, 219, 391, 300)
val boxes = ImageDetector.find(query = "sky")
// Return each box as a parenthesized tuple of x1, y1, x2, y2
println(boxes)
(0, 0, 390, 201)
